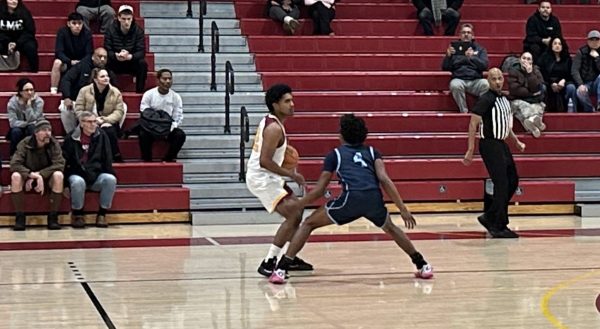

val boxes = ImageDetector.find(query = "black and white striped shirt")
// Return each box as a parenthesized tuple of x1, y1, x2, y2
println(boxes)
(472, 90, 513, 140)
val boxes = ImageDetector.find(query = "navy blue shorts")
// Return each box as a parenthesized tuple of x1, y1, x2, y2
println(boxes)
(325, 189, 388, 228)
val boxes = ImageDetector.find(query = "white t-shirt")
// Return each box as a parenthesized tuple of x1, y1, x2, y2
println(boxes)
(140, 87, 183, 129)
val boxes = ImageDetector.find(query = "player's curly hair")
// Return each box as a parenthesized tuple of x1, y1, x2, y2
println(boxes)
(340, 114, 368, 145)
(265, 84, 292, 113)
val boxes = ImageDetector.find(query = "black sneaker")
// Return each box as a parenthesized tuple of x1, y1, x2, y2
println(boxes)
(288, 257, 314, 271)
(47, 213, 61, 230)
(13, 213, 26, 231)
(499, 227, 519, 239)
(258, 257, 277, 277)
(477, 214, 493, 233)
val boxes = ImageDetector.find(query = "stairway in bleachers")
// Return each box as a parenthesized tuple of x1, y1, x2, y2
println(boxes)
(227, 0, 600, 221)
(0, 1, 192, 226)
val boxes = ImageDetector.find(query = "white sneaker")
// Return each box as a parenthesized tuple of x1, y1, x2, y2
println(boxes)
(523, 117, 541, 138)
(414, 264, 434, 279)
(50, 87, 58, 95)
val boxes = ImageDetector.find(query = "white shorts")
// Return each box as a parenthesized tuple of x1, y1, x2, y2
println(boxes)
(246, 172, 291, 213)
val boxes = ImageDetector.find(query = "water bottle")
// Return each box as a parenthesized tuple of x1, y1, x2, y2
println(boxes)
(567, 98, 574, 113)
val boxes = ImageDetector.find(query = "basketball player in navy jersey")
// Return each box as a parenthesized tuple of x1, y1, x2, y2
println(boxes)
(246, 84, 314, 278)
(269, 114, 433, 284)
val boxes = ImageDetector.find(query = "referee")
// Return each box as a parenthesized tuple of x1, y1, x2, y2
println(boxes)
(463, 68, 526, 239)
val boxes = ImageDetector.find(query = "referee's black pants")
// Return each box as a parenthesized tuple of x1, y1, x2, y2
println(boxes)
(479, 138, 519, 230)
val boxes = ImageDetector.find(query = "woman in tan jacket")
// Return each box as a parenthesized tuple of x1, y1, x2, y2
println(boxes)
(75, 68, 125, 161)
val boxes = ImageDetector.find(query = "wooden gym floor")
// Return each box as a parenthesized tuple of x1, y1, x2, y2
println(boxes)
(0, 213, 599, 328)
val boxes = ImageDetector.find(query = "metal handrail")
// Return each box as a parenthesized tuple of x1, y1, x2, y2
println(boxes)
(239, 106, 250, 182)
(210, 21, 220, 91)
(197, 0, 208, 52)
(224, 61, 235, 134)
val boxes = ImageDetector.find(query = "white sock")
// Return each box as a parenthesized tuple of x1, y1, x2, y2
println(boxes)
(278, 242, 289, 258)
(265, 244, 281, 261)
(283, 16, 292, 24)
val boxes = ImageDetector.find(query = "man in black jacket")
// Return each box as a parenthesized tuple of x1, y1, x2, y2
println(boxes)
(412, 0, 463, 36)
(104, 5, 147, 93)
(76, 0, 115, 33)
(62, 111, 117, 228)
(442, 23, 489, 113)
(522, 1, 562, 64)
(58, 47, 117, 133)
(572, 30, 600, 112)
(51, 12, 93, 94)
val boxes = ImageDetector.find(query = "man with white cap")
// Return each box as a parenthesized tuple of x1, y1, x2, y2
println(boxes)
(571, 30, 600, 112)
(76, 0, 116, 33)
(10, 119, 65, 231)
(104, 4, 148, 93)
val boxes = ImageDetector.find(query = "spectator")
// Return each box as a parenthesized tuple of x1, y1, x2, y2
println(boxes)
(104, 5, 147, 93)
(10, 119, 65, 231)
(571, 30, 600, 113)
(0, 0, 38, 72)
(538, 36, 577, 112)
(412, 0, 463, 36)
(508, 51, 546, 138)
(62, 111, 117, 228)
(50, 12, 93, 94)
(442, 23, 489, 113)
(305, 0, 336, 35)
(59, 47, 117, 132)
(522, 1, 562, 64)
(267, 0, 301, 35)
(7, 78, 44, 156)
(74, 68, 125, 162)
(139, 68, 186, 162)
(76, 0, 115, 33)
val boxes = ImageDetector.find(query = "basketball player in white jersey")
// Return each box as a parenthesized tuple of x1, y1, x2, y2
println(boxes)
(246, 84, 314, 277)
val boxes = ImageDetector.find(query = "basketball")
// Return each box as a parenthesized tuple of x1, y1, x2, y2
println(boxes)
(282, 145, 299, 170)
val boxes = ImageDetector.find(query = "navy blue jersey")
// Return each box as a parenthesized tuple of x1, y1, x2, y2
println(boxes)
(323, 144, 382, 191)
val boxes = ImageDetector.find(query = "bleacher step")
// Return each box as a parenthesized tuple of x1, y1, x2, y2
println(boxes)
(575, 204, 600, 217)
(141, 1, 236, 18)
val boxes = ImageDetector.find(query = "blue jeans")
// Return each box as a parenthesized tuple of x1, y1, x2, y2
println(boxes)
(69, 173, 117, 210)
(576, 75, 600, 112)
(565, 83, 578, 112)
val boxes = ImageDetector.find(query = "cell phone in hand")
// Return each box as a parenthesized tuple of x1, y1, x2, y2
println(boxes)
(451, 41, 470, 55)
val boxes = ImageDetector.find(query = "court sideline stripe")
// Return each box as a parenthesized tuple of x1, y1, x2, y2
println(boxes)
(70, 262, 117, 329)
(540, 269, 600, 329)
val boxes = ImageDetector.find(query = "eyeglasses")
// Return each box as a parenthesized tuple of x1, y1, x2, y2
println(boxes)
(81, 119, 97, 124)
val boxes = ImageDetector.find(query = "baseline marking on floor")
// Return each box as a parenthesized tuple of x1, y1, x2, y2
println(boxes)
(540, 269, 600, 329)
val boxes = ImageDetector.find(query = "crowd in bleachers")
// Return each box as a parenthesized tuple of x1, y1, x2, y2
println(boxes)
(0, 0, 187, 230)
(440, 0, 600, 139)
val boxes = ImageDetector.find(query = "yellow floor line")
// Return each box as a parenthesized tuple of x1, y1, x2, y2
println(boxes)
(540, 269, 600, 328)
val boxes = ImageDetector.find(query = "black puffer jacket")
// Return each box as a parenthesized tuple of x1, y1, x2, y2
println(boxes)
(104, 21, 145, 62)
(571, 45, 600, 86)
